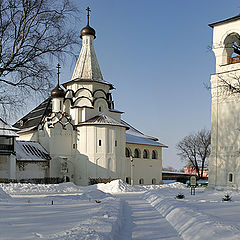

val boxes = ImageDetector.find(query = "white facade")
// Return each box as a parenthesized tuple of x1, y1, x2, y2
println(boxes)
(14, 15, 166, 186)
(209, 15, 240, 188)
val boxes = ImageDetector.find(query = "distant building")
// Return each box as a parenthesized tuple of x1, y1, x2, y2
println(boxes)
(184, 166, 208, 178)
(12, 9, 167, 185)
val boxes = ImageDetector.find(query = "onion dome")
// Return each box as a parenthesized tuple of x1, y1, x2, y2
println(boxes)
(51, 85, 65, 98)
(80, 25, 96, 39)
(80, 7, 96, 39)
(51, 63, 65, 98)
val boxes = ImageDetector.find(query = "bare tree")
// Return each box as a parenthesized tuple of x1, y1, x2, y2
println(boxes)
(176, 129, 211, 178)
(0, 0, 79, 118)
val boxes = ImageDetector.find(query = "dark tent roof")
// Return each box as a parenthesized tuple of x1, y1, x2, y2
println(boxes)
(13, 98, 51, 131)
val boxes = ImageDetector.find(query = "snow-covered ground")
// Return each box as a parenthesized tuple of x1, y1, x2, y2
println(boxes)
(1, 180, 240, 239)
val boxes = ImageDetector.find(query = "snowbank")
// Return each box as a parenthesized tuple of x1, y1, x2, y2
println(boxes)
(97, 179, 142, 193)
(144, 191, 240, 240)
(0, 182, 125, 240)
(0, 187, 11, 200)
(0, 182, 82, 195)
(96, 179, 177, 193)
(45, 189, 113, 202)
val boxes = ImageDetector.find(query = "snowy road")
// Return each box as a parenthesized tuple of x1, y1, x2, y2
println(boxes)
(115, 193, 182, 240)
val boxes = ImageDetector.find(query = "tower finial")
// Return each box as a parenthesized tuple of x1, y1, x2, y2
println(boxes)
(86, 7, 91, 25)
(57, 63, 61, 87)
(80, 7, 96, 39)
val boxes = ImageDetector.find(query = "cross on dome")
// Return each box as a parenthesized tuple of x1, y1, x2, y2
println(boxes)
(57, 63, 61, 87)
(86, 7, 91, 25)
(80, 7, 96, 39)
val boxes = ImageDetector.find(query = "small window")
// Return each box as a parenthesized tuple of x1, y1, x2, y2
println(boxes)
(115, 140, 117, 147)
(134, 149, 140, 158)
(99, 106, 102, 112)
(60, 101, 62, 110)
(143, 149, 149, 159)
(73, 143, 77, 149)
(152, 178, 156, 184)
(139, 178, 144, 185)
(152, 150, 157, 159)
(229, 173, 233, 182)
(99, 140, 102, 146)
(126, 177, 130, 184)
(125, 148, 131, 157)
(20, 120, 24, 127)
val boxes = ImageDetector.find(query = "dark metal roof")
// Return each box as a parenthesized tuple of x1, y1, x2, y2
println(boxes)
(13, 98, 51, 130)
(209, 14, 240, 28)
(16, 140, 51, 161)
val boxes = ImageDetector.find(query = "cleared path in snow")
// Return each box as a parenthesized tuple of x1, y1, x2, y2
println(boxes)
(115, 193, 183, 240)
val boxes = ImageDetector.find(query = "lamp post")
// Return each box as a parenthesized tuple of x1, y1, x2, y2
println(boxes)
(130, 155, 134, 185)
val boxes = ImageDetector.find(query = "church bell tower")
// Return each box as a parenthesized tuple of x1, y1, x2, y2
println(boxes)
(209, 14, 240, 189)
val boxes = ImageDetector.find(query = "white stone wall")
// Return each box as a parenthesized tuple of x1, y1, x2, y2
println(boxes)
(0, 155, 9, 179)
(209, 18, 240, 188)
(125, 143, 162, 185)
(16, 161, 48, 180)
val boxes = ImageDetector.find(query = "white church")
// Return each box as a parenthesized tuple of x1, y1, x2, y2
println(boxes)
(209, 14, 240, 189)
(9, 8, 167, 186)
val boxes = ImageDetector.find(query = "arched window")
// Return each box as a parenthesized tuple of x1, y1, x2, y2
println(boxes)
(125, 148, 131, 157)
(152, 150, 157, 159)
(229, 173, 233, 182)
(152, 178, 156, 184)
(223, 33, 240, 64)
(139, 178, 144, 185)
(134, 149, 140, 158)
(143, 149, 149, 159)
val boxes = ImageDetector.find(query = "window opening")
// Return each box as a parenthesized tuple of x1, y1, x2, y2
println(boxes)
(152, 150, 157, 159)
(229, 173, 233, 182)
(143, 149, 148, 159)
(134, 149, 140, 158)
(139, 178, 144, 185)
(125, 148, 130, 157)
(99, 140, 102, 146)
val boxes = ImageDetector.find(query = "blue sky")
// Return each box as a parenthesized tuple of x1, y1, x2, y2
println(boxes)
(29, 0, 240, 169)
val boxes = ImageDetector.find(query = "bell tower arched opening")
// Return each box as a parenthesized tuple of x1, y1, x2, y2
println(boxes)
(223, 33, 240, 64)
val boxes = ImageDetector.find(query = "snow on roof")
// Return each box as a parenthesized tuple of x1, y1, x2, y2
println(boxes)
(162, 171, 194, 175)
(122, 120, 167, 147)
(16, 141, 51, 161)
(126, 133, 167, 147)
(0, 118, 19, 137)
(78, 113, 128, 129)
